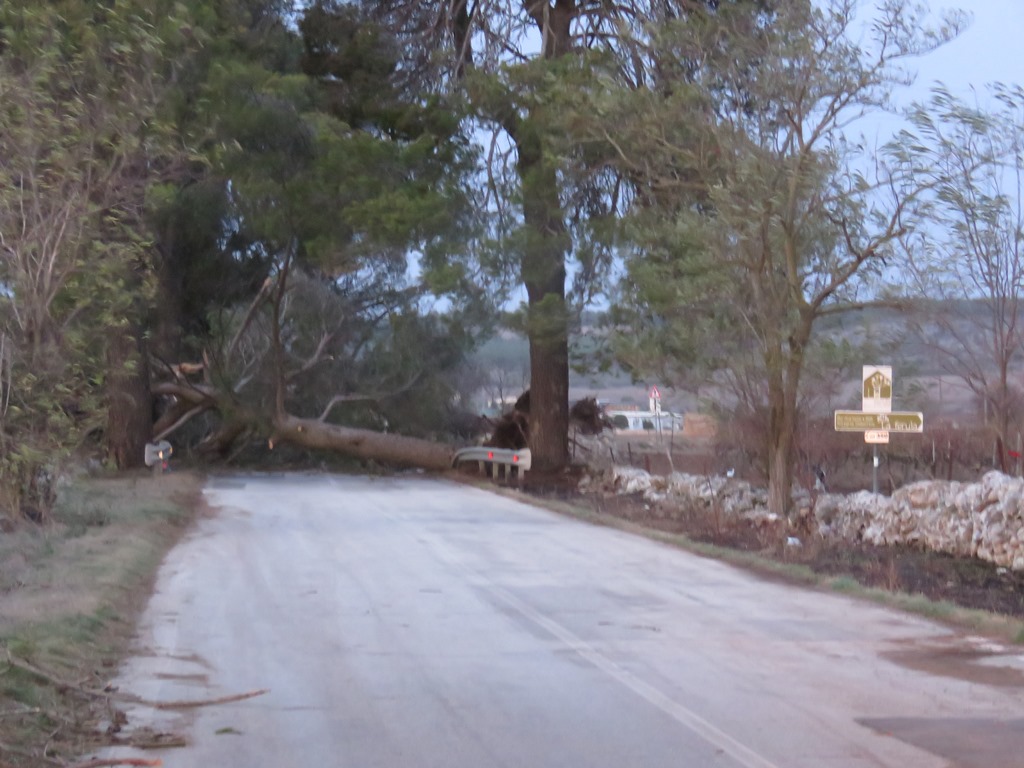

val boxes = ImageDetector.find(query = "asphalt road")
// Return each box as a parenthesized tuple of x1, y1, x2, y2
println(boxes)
(100, 474, 1024, 767)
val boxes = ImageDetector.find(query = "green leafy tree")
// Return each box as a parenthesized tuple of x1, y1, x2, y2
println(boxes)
(578, 0, 964, 515)
(362, 0, 774, 472)
(151, 3, 487, 467)
(0, 1, 194, 513)
(145, 0, 298, 364)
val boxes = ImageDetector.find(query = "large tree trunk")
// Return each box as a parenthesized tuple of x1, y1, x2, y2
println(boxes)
(526, 329, 569, 472)
(272, 414, 454, 470)
(518, 118, 570, 473)
(154, 227, 185, 363)
(767, 424, 794, 520)
(995, 359, 1011, 474)
(493, 2, 575, 475)
(154, 380, 456, 471)
(107, 324, 153, 469)
(765, 322, 809, 517)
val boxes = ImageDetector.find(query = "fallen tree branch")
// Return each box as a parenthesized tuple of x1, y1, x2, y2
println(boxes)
(224, 427, 256, 464)
(150, 355, 204, 384)
(226, 277, 273, 361)
(196, 420, 250, 456)
(153, 688, 269, 710)
(233, 372, 254, 394)
(152, 403, 210, 443)
(151, 380, 219, 405)
(0, 704, 42, 718)
(272, 413, 454, 471)
(286, 331, 334, 383)
(3, 652, 268, 712)
(69, 759, 163, 768)
(317, 393, 378, 422)
(317, 371, 424, 422)
(124, 729, 188, 750)
(3, 652, 111, 702)
(0, 738, 59, 765)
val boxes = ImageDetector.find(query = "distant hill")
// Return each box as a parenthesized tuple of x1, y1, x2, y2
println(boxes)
(467, 299, 1015, 418)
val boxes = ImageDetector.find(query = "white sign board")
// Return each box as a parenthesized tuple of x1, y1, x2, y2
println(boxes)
(144, 440, 173, 467)
(864, 430, 890, 444)
(863, 365, 893, 413)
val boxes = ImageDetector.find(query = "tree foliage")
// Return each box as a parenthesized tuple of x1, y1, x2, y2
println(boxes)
(904, 85, 1024, 466)
(358, 0, 775, 471)
(0, 0, 486, 514)
(0, 1, 195, 515)
(8, 0, 1021, 514)
(570, 0, 965, 514)
(148, 0, 490, 463)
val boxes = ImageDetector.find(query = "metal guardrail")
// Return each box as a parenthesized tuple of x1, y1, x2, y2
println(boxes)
(452, 446, 531, 482)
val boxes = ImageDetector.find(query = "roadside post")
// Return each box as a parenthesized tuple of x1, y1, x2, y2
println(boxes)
(144, 440, 173, 476)
(834, 366, 924, 494)
(649, 385, 662, 441)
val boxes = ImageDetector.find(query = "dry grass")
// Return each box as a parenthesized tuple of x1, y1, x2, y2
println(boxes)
(0, 470, 203, 767)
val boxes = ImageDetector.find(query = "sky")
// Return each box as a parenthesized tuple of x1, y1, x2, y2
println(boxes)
(890, 1, 1024, 105)
(839, 0, 1024, 151)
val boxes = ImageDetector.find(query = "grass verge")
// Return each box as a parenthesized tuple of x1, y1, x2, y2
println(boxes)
(0, 470, 203, 768)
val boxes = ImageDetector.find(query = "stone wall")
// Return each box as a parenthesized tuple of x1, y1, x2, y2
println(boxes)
(583, 467, 1024, 571)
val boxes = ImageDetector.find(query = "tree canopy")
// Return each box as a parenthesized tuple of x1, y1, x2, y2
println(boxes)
(3, 0, 1023, 522)
(561, 0, 967, 515)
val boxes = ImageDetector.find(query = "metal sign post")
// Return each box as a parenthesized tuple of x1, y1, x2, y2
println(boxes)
(863, 365, 891, 494)
(865, 366, 889, 494)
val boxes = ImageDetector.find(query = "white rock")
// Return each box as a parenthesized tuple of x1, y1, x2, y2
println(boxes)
(611, 466, 654, 495)
(597, 465, 1024, 569)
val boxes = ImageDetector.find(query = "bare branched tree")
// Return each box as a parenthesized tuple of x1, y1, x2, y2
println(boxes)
(905, 85, 1024, 470)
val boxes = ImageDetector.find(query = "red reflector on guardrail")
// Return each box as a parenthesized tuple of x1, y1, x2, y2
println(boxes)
(487, 451, 494, 459)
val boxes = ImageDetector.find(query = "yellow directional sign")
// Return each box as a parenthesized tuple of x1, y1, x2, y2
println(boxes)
(834, 410, 923, 433)
(862, 365, 892, 413)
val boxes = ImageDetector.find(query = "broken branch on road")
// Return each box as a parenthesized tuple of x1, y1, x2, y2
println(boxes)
(3, 650, 268, 712)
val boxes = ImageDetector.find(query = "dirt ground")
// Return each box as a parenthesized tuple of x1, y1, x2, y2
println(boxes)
(518, 463, 1024, 624)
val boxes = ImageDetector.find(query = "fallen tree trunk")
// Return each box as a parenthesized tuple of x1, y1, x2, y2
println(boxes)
(154, 377, 610, 475)
(152, 376, 620, 473)
(270, 414, 455, 471)
(154, 378, 456, 471)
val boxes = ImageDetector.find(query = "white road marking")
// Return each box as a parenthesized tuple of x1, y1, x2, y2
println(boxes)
(488, 584, 782, 768)
(421, 525, 780, 768)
